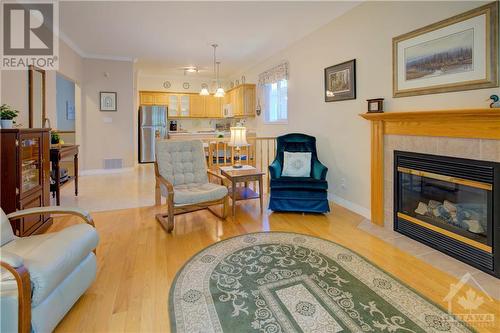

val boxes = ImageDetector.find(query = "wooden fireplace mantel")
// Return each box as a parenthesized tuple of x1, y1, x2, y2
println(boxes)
(360, 108, 500, 226)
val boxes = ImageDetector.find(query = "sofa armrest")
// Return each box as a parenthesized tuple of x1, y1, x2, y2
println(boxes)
(6, 207, 94, 228)
(0, 250, 23, 269)
(312, 160, 328, 181)
(269, 159, 282, 179)
(0, 261, 31, 333)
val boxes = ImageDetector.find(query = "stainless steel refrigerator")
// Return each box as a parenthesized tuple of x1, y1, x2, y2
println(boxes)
(139, 105, 167, 163)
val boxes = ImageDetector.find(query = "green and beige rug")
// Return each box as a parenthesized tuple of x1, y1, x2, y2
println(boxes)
(169, 232, 473, 333)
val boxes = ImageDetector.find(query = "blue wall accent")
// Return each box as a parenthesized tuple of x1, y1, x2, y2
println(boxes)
(56, 73, 75, 131)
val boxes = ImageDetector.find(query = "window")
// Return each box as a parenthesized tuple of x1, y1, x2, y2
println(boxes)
(259, 61, 289, 124)
(264, 79, 288, 123)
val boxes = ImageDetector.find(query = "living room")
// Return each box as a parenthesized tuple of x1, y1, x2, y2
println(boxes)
(1, 1, 499, 332)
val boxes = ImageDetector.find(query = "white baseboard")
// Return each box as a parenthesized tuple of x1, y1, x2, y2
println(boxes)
(79, 167, 136, 176)
(329, 193, 371, 219)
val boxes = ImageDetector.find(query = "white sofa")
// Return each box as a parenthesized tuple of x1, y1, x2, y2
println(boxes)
(0, 207, 99, 333)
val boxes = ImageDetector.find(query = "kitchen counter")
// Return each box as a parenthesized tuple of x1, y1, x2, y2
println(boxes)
(168, 130, 255, 139)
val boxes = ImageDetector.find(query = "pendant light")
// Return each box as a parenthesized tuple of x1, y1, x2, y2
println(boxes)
(214, 61, 225, 98)
(199, 83, 209, 96)
(205, 44, 224, 98)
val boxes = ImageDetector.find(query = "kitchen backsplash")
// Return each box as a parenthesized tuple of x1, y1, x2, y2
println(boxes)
(172, 118, 249, 132)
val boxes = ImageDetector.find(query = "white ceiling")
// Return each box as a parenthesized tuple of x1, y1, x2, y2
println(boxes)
(60, 1, 359, 77)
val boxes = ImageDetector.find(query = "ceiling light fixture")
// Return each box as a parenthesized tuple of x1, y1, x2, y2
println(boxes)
(214, 61, 225, 98)
(200, 83, 209, 96)
(200, 44, 225, 97)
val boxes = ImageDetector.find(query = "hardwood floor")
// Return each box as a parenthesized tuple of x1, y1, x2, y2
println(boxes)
(50, 200, 500, 332)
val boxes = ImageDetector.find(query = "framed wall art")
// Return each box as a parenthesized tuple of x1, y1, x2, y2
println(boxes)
(324, 59, 356, 102)
(100, 92, 117, 111)
(393, 2, 498, 97)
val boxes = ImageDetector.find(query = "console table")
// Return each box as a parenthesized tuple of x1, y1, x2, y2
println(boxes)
(50, 144, 79, 205)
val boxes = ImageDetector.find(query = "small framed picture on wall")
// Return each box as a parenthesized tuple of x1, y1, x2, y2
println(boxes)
(100, 92, 117, 111)
(324, 59, 356, 102)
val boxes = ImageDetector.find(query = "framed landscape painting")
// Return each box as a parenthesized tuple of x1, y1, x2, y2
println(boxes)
(324, 59, 356, 102)
(393, 2, 498, 97)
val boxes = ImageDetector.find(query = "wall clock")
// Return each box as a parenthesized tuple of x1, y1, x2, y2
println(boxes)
(163, 81, 171, 89)
(183, 82, 190, 89)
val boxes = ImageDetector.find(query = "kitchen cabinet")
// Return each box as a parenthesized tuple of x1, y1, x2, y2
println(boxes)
(206, 96, 222, 117)
(190, 95, 205, 117)
(224, 84, 255, 117)
(180, 95, 190, 117)
(242, 84, 256, 116)
(154, 93, 169, 105)
(168, 95, 179, 116)
(140, 92, 168, 105)
(167, 94, 190, 117)
(139, 84, 255, 118)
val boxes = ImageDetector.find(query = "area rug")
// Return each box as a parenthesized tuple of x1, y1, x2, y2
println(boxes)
(169, 232, 473, 333)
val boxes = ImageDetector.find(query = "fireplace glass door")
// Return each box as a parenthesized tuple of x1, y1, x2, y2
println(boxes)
(398, 167, 491, 246)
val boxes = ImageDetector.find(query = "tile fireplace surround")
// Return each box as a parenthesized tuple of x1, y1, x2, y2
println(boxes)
(383, 135, 500, 227)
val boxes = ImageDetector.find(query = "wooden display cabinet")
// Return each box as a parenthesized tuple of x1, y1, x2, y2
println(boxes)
(1, 128, 52, 236)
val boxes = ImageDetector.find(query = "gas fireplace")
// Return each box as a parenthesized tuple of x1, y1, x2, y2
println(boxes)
(394, 151, 499, 278)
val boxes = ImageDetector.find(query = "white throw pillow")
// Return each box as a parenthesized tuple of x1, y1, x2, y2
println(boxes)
(282, 152, 312, 177)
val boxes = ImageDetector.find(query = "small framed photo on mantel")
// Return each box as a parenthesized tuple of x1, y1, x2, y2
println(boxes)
(100, 92, 117, 111)
(367, 98, 384, 113)
(324, 59, 356, 102)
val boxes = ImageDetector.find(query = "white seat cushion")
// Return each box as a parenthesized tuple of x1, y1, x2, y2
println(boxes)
(2, 224, 98, 307)
(161, 182, 228, 205)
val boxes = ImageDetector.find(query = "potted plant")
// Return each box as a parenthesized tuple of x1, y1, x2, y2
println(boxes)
(0, 104, 19, 129)
(51, 131, 60, 144)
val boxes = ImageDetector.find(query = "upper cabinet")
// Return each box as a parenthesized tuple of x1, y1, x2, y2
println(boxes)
(138, 83, 255, 118)
(140, 92, 168, 106)
(224, 84, 255, 117)
(189, 95, 205, 117)
(205, 96, 222, 118)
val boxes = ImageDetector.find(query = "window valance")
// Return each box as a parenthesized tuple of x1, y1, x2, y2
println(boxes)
(258, 61, 289, 86)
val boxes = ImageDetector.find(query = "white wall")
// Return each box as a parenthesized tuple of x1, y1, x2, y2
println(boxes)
(137, 73, 230, 94)
(82, 59, 135, 171)
(237, 1, 500, 216)
(1, 39, 135, 172)
(1, 39, 83, 128)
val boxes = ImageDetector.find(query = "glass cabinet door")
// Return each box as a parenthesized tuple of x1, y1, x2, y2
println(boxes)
(180, 95, 190, 116)
(20, 135, 42, 193)
(168, 95, 179, 116)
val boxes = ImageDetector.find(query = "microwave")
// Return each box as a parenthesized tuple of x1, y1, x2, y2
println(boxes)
(223, 104, 233, 118)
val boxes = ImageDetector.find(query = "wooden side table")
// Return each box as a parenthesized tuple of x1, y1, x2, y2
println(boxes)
(50, 144, 79, 205)
(216, 166, 265, 218)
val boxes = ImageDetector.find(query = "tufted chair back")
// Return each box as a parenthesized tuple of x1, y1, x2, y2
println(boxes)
(1, 209, 15, 246)
(155, 140, 209, 186)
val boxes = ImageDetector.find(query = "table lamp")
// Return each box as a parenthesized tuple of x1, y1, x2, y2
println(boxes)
(229, 125, 248, 168)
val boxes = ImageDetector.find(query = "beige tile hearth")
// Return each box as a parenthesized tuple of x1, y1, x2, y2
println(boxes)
(358, 222, 500, 300)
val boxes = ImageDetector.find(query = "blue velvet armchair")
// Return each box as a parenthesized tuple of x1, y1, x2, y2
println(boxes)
(268, 133, 330, 213)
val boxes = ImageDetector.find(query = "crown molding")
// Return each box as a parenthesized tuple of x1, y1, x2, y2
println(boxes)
(58, 31, 134, 62)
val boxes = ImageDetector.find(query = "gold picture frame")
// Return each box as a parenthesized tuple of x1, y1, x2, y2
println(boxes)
(393, 1, 498, 98)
